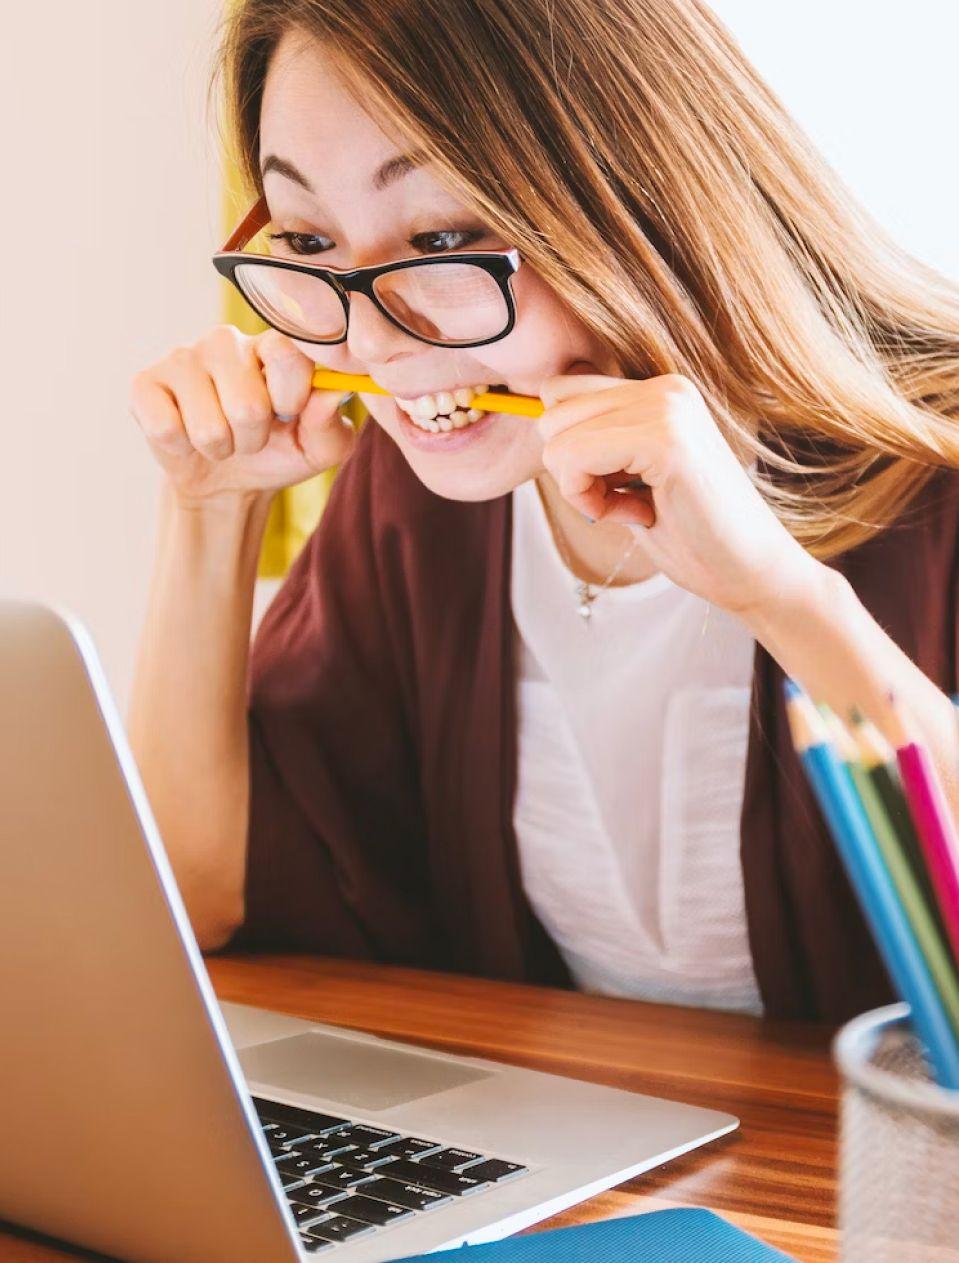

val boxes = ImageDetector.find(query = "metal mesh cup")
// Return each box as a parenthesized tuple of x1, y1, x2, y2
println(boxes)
(834, 1003, 959, 1262)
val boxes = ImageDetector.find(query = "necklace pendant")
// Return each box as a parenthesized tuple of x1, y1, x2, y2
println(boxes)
(575, 582, 594, 623)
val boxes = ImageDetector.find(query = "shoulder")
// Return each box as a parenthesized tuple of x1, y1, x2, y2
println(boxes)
(836, 466, 959, 585)
(831, 467, 959, 685)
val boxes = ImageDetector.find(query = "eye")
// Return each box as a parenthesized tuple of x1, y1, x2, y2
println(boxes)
(267, 230, 332, 256)
(409, 229, 486, 254)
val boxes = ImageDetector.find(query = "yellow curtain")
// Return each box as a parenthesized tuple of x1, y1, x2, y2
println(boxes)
(221, 142, 365, 578)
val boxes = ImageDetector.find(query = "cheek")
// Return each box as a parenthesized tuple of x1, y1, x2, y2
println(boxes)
(473, 271, 597, 389)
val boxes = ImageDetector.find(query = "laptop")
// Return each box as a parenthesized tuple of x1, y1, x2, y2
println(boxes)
(0, 599, 737, 1263)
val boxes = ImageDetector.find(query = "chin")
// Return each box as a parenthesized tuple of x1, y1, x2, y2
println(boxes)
(403, 455, 527, 503)
(367, 396, 540, 503)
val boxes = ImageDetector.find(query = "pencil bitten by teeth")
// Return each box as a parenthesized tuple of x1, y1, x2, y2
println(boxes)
(310, 367, 545, 418)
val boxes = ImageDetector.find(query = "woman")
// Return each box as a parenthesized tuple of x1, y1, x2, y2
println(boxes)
(128, 0, 959, 1022)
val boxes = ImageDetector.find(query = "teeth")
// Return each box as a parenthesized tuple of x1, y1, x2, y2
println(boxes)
(396, 382, 498, 434)
(413, 396, 437, 420)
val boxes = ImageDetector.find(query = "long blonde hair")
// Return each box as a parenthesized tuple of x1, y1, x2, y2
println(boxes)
(218, 0, 959, 557)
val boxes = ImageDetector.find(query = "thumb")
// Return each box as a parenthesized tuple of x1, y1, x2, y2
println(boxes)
(295, 388, 357, 472)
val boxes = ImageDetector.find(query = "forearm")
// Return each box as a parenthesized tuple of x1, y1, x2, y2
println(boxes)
(127, 480, 274, 948)
(744, 559, 959, 800)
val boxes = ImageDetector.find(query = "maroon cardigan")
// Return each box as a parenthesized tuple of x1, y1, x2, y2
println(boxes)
(234, 422, 959, 1023)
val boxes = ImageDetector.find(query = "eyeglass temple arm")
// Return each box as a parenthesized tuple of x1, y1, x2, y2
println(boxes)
(220, 195, 270, 252)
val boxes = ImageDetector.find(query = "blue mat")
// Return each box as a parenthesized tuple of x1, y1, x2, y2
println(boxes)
(394, 1208, 796, 1262)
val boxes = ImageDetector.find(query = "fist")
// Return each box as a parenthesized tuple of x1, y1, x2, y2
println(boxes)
(129, 325, 355, 503)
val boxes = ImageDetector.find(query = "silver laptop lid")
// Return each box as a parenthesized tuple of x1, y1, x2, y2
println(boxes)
(0, 600, 300, 1263)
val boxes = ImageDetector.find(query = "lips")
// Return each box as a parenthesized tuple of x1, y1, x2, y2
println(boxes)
(393, 395, 503, 451)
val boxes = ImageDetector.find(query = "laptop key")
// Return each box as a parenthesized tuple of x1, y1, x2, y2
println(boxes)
(330, 1194, 413, 1226)
(299, 1138, 359, 1161)
(331, 1124, 399, 1149)
(253, 1097, 349, 1134)
(361, 1177, 451, 1211)
(278, 1171, 307, 1190)
(290, 1202, 336, 1228)
(334, 1147, 396, 1169)
(310, 1164, 376, 1191)
(275, 1153, 335, 1178)
(372, 1137, 442, 1161)
(299, 1234, 335, 1254)
(304, 1215, 376, 1243)
(466, 1159, 528, 1182)
(263, 1126, 315, 1147)
(383, 1159, 487, 1196)
(420, 1147, 484, 1171)
(288, 1186, 348, 1211)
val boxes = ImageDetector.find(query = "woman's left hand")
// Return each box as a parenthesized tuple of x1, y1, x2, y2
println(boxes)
(538, 370, 822, 618)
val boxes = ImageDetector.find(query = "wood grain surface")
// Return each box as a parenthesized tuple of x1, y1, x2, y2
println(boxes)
(1, 954, 841, 1262)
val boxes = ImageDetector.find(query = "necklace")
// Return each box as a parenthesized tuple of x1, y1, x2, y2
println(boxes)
(549, 513, 643, 625)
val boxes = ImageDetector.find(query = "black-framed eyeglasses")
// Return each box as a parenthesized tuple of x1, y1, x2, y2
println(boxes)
(213, 196, 523, 349)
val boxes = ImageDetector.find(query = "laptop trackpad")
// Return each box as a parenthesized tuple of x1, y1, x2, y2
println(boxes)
(239, 1030, 492, 1111)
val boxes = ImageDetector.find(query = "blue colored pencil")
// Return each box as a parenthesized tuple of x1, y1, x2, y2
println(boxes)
(785, 680, 959, 1089)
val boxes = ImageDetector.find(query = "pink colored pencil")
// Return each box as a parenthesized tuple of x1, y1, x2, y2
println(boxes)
(886, 697, 959, 965)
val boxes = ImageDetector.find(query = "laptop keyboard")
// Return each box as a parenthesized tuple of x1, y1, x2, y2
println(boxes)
(252, 1096, 529, 1254)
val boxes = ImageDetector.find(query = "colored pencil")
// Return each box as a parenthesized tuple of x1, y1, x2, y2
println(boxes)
(883, 695, 959, 968)
(850, 713, 942, 919)
(310, 368, 545, 418)
(785, 682, 959, 1087)
(820, 709, 959, 1040)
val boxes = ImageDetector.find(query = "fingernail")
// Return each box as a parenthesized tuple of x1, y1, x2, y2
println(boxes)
(275, 412, 299, 423)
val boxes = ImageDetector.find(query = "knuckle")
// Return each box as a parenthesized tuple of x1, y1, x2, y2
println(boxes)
(192, 429, 233, 459)
(257, 328, 300, 361)
(658, 373, 699, 407)
(227, 398, 273, 429)
(151, 422, 188, 452)
(206, 322, 242, 352)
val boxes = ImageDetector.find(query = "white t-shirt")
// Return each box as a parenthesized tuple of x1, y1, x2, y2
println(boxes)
(510, 478, 763, 1014)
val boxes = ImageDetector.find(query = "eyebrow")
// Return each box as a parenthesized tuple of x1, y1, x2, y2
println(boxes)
(260, 150, 425, 194)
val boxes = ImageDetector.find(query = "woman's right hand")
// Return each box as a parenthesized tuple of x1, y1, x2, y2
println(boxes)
(129, 325, 356, 504)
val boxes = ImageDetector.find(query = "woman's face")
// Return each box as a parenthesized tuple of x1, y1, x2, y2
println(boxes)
(258, 30, 619, 502)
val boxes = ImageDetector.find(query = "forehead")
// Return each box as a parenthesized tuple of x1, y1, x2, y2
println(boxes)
(260, 31, 409, 189)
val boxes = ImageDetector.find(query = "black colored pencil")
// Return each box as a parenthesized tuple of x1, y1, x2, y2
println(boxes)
(851, 713, 948, 941)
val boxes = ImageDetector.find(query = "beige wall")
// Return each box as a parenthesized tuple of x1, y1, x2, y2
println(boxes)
(0, 1, 222, 705)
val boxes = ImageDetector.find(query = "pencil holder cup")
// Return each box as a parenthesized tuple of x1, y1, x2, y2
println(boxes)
(834, 1003, 959, 1262)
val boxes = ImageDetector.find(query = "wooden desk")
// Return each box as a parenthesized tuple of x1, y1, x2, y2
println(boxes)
(3, 955, 840, 1262)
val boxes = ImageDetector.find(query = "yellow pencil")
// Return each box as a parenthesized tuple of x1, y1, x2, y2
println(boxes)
(311, 367, 544, 418)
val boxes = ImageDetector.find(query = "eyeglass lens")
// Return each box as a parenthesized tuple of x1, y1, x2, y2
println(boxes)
(233, 259, 510, 346)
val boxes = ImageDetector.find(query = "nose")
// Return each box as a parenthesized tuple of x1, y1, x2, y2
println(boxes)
(345, 291, 418, 362)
